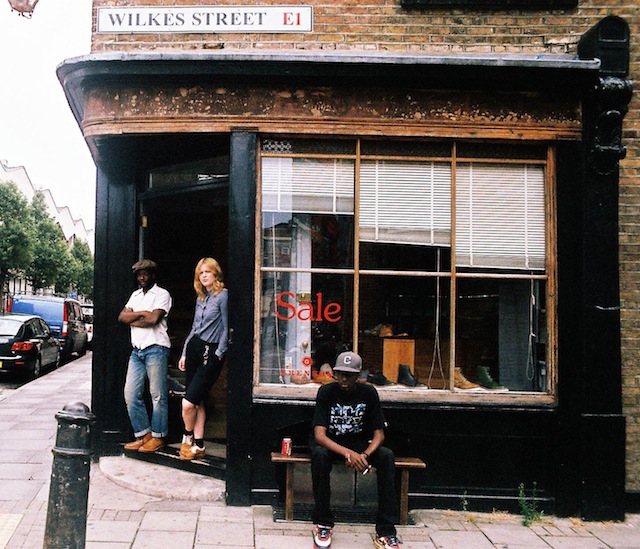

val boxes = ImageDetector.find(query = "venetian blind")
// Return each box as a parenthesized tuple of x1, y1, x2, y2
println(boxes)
(456, 163, 546, 270)
(261, 157, 354, 214)
(359, 160, 452, 246)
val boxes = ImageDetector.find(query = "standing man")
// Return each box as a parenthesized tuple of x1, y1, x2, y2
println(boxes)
(118, 259, 172, 453)
(311, 351, 400, 549)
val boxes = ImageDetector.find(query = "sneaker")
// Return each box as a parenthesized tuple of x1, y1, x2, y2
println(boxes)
(475, 366, 508, 392)
(453, 367, 485, 392)
(124, 432, 151, 451)
(180, 444, 206, 460)
(374, 534, 400, 549)
(313, 524, 332, 548)
(138, 437, 165, 453)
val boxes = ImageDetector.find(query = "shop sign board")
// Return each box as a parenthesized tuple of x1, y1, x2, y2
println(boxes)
(97, 6, 313, 34)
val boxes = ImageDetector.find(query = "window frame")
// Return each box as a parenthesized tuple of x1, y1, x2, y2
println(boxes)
(401, 0, 577, 8)
(254, 138, 557, 407)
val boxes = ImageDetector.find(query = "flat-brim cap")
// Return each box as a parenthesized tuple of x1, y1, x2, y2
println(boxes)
(333, 351, 363, 374)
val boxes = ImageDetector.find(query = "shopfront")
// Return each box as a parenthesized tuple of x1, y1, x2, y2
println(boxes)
(58, 15, 631, 520)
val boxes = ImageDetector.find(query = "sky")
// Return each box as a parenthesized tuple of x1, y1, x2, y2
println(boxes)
(0, 0, 95, 228)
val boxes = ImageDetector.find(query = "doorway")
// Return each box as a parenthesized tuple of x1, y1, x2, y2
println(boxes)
(140, 155, 230, 463)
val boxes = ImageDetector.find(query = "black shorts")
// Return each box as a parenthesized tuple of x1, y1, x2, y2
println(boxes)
(184, 337, 224, 405)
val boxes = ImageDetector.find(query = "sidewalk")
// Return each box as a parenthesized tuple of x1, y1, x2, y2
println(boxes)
(0, 354, 639, 548)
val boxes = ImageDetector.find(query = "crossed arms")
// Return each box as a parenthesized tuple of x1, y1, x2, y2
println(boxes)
(118, 307, 166, 328)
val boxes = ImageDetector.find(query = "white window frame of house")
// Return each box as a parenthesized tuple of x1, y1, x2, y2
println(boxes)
(254, 139, 557, 406)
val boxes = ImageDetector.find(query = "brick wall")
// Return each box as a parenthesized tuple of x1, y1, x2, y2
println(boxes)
(91, 0, 640, 492)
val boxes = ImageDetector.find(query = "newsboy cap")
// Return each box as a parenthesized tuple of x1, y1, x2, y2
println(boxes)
(132, 259, 158, 273)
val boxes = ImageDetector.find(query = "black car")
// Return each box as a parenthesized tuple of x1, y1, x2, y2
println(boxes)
(0, 314, 61, 378)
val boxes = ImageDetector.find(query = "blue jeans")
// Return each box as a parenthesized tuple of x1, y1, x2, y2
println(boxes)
(124, 345, 170, 438)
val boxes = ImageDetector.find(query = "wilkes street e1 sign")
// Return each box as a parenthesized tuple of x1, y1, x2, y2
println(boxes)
(97, 6, 313, 34)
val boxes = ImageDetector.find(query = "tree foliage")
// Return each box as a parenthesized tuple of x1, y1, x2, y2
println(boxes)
(71, 239, 94, 298)
(56, 239, 94, 299)
(29, 192, 69, 291)
(0, 181, 36, 305)
(1, 185, 94, 303)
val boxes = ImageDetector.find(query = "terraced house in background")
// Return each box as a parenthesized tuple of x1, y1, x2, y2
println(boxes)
(57, 0, 639, 521)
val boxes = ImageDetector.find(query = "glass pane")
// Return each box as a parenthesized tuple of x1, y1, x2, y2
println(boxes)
(262, 157, 355, 214)
(456, 163, 546, 270)
(361, 140, 451, 158)
(259, 272, 354, 384)
(455, 278, 547, 393)
(456, 142, 546, 160)
(360, 241, 451, 272)
(262, 138, 355, 156)
(359, 274, 451, 389)
(148, 157, 229, 190)
(262, 212, 354, 269)
(359, 160, 451, 247)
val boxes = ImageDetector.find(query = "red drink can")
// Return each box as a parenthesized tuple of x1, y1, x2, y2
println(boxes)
(281, 437, 292, 456)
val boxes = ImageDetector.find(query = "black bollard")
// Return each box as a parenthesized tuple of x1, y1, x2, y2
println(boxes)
(44, 401, 96, 549)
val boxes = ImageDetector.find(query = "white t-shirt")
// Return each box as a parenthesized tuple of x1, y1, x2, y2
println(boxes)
(125, 284, 172, 350)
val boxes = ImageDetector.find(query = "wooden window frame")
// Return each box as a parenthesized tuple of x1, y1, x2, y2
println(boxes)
(254, 138, 557, 406)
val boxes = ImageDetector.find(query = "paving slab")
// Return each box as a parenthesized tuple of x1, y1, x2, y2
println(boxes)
(138, 510, 199, 531)
(85, 520, 140, 544)
(480, 523, 556, 547)
(540, 536, 612, 548)
(430, 530, 496, 548)
(196, 521, 255, 546)
(588, 525, 640, 548)
(131, 529, 195, 549)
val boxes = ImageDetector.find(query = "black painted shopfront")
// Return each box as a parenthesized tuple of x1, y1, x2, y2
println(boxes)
(58, 17, 631, 521)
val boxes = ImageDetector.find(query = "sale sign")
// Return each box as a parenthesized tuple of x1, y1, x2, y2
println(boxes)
(274, 291, 341, 322)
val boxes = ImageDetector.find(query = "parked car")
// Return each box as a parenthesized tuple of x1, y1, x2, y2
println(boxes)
(0, 314, 61, 378)
(8, 295, 88, 360)
(81, 304, 93, 347)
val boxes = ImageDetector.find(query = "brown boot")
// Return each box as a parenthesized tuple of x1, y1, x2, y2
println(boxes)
(453, 367, 484, 391)
(124, 432, 152, 451)
(138, 437, 165, 453)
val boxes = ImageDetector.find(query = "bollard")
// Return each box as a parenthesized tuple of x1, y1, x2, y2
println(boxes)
(44, 402, 96, 549)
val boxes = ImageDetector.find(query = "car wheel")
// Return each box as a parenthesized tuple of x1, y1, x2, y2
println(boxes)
(32, 356, 42, 379)
(78, 342, 87, 357)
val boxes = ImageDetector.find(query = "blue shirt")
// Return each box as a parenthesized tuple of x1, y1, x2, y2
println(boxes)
(181, 288, 228, 358)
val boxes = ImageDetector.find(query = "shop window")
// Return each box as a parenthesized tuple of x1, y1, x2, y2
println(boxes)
(257, 139, 554, 401)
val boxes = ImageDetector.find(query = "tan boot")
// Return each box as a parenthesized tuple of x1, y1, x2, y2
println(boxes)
(454, 367, 484, 391)
(124, 432, 152, 451)
(138, 437, 165, 453)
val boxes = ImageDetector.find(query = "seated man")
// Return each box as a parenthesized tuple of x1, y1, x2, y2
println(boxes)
(311, 351, 399, 549)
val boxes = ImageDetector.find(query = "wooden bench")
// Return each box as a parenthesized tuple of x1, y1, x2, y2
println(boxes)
(271, 452, 426, 524)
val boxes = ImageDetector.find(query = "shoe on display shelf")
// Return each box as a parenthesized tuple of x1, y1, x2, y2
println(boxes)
(397, 364, 426, 387)
(367, 371, 395, 386)
(453, 367, 485, 392)
(475, 365, 508, 392)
